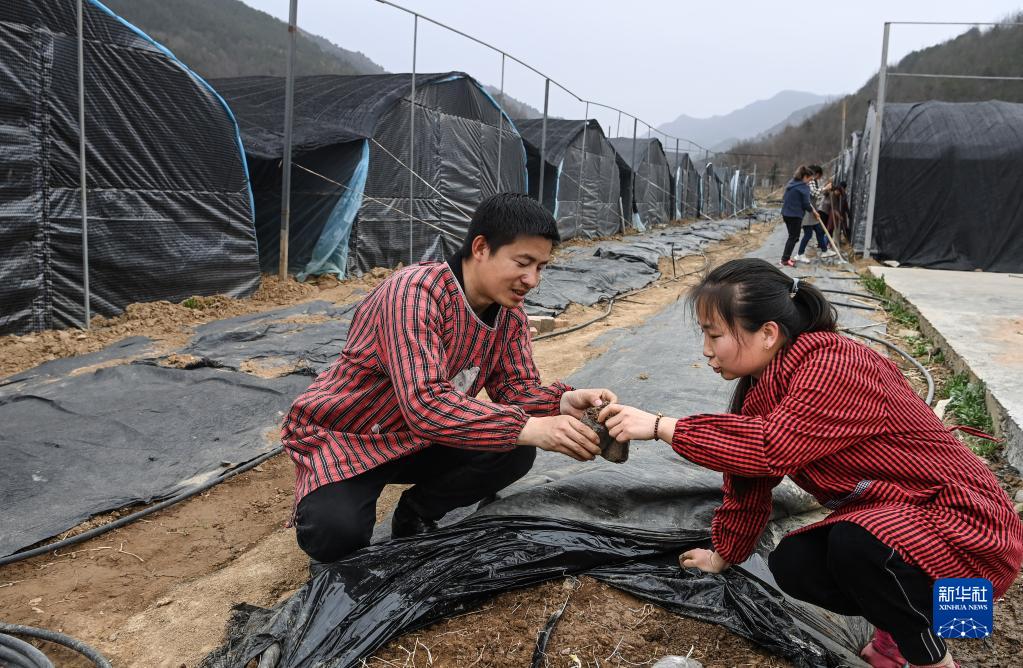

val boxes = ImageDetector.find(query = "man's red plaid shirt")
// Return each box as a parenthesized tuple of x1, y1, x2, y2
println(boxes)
(282, 261, 570, 506)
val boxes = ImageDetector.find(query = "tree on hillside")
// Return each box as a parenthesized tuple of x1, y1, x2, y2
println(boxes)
(731, 17, 1023, 175)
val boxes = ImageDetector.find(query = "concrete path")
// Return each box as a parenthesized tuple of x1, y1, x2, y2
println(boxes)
(869, 266, 1023, 472)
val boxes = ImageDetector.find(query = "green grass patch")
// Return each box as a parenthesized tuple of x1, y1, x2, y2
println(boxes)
(887, 301, 920, 329)
(905, 336, 930, 359)
(860, 272, 919, 328)
(944, 373, 998, 458)
(181, 296, 202, 309)
(861, 272, 887, 298)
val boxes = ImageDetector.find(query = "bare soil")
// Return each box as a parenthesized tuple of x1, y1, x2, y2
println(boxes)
(2, 220, 1020, 668)
(373, 577, 789, 668)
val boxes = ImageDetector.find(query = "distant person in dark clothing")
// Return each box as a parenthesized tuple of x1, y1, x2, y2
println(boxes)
(833, 181, 851, 242)
(795, 164, 836, 262)
(780, 165, 820, 267)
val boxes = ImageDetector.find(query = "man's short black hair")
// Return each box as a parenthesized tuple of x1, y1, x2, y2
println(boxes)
(459, 192, 560, 259)
(809, 164, 824, 177)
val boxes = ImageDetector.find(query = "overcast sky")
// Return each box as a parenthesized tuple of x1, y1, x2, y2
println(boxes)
(241, 0, 1022, 132)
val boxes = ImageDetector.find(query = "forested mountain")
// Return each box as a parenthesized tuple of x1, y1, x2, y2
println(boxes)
(731, 17, 1023, 183)
(103, 0, 383, 77)
(102, 0, 542, 117)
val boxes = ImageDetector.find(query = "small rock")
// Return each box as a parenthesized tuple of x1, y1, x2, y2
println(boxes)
(1015, 489, 1023, 504)
(637, 373, 649, 380)
(109, 632, 119, 642)
(529, 326, 539, 337)
(652, 657, 703, 668)
(29, 596, 42, 605)
(253, 465, 265, 473)
(1015, 502, 1023, 515)
(156, 598, 173, 607)
(560, 648, 571, 655)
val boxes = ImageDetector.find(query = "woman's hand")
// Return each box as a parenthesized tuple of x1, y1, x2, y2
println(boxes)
(560, 388, 617, 419)
(679, 548, 730, 573)
(598, 403, 663, 441)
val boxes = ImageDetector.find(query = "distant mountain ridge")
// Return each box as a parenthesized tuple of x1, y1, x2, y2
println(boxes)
(753, 102, 827, 143)
(658, 90, 834, 151)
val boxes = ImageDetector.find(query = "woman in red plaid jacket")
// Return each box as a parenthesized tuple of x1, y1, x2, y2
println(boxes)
(600, 258, 1023, 668)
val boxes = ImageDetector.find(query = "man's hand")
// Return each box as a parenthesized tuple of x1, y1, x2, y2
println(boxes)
(598, 403, 667, 442)
(559, 388, 618, 419)
(517, 415, 601, 461)
(679, 548, 730, 573)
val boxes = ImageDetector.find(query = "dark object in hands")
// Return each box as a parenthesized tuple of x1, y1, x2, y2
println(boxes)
(582, 406, 629, 463)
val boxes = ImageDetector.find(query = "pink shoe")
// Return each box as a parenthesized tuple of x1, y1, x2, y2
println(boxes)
(860, 629, 907, 668)
(780, 258, 796, 267)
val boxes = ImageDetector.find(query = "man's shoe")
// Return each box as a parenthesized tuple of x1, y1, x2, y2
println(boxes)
(391, 500, 438, 539)
(821, 248, 838, 258)
(794, 253, 811, 263)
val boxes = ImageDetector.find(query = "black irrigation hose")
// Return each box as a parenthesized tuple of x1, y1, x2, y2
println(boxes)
(841, 329, 935, 406)
(818, 288, 884, 302)
(830, 301, 879, 312)
(0, 631, 51, 668)
(0, 624, 112, 668)
(0, 447, 283, 567)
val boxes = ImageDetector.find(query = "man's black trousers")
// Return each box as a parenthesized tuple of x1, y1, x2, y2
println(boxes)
(295, 445, 535, 563)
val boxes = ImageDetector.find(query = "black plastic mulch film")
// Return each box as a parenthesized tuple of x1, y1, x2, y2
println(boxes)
(0, 1, 259, 335)
(199, 518, 866, 668)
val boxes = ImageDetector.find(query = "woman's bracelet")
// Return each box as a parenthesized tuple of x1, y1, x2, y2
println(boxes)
(653, 412, 663, 441)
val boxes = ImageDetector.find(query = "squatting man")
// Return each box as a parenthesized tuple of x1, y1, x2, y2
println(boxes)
(282, 193, 614, 572)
